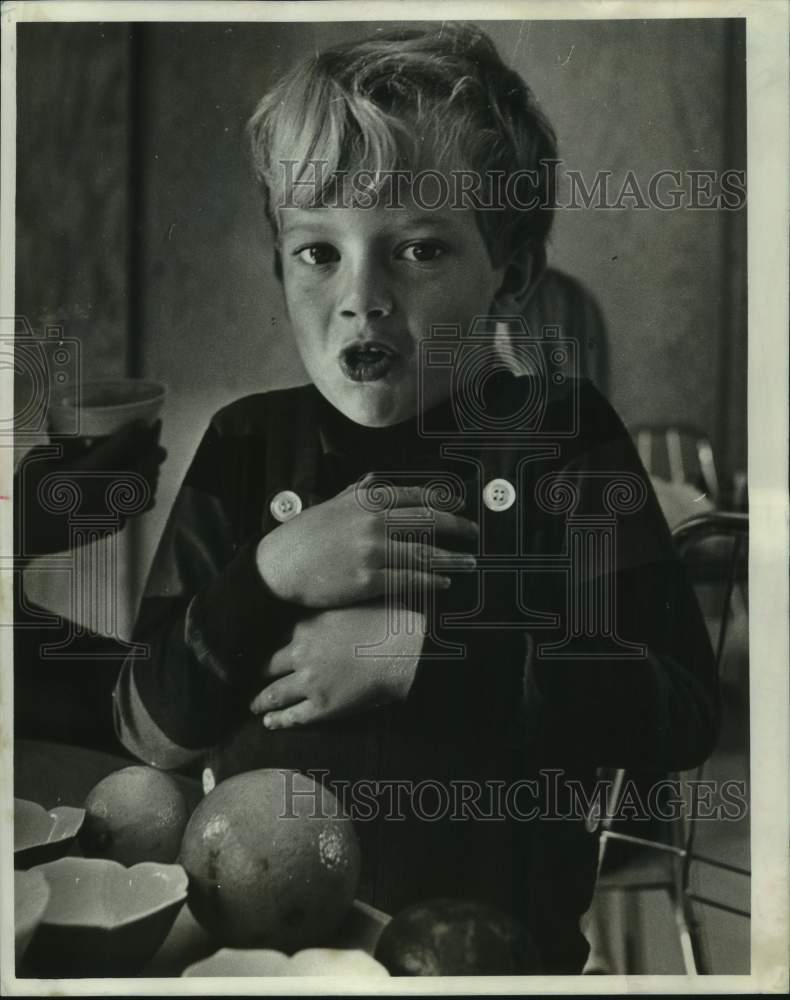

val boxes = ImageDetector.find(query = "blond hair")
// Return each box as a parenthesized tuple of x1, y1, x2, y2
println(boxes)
(248, 23, 557, 268)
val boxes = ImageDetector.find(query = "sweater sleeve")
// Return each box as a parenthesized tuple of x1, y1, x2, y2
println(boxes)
(113, 411, 297, 770)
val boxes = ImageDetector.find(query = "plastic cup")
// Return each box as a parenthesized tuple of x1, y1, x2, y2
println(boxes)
(48, 378, 167, 440)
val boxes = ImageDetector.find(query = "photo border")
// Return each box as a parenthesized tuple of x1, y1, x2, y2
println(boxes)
(1, 0, 787, 994)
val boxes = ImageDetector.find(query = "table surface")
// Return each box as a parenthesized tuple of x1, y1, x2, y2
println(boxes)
(14, 739, 202, 810)
(14, 740, 389, 978)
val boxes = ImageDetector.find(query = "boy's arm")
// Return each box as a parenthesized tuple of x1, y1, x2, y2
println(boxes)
(113, 413, 295, 770)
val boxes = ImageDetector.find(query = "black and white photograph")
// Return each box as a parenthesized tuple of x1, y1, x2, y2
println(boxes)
(2, 0, 787, 992)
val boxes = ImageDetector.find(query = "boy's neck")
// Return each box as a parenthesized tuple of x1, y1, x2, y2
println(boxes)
(317, 393, 445, 464)
(315, 366, 517, 464)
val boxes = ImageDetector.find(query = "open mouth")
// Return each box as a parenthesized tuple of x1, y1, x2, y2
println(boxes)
(338, 342, 397, 382)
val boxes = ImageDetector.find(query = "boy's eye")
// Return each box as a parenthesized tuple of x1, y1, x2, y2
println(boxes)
(398, 241, 446, 263)
(294, 244, 339, 266)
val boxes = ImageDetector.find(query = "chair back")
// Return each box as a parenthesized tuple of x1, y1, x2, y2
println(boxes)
(630, 424, 721, 507)
(497, 267, 610, 396)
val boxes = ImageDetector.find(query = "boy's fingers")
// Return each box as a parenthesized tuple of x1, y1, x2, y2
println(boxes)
(355, 483, 467, 513)
(390, 541, 476, 570)
(376, 508, 478, 540)
(389, 569, 452, 597)
(259, 646, 295, 681)
(262, 700, 314, 729)
(389, 485, 437, 507)
(430, 510, 479, 539)
(344, 471, 378, 499)
(249, 690, 268, 714)
(250, 672, 304, 714)
(429, 549, 477, 571)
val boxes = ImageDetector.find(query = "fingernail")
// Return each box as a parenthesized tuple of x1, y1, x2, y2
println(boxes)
(440, 576, 452, 588)
(461, 555, 477, 568)
(262, 715, 273, 728)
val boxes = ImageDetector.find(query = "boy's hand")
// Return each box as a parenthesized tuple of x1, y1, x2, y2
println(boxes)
(248, 601, 425, 728)
(256, 477, 478, 608)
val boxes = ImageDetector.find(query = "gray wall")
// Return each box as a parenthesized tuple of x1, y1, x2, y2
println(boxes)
(16, 18, 747, 628)
(16, 24, 135, 633)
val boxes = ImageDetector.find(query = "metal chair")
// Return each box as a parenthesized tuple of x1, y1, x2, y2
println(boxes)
(587, 512, 749, 974)
(630, 424, 721, 507)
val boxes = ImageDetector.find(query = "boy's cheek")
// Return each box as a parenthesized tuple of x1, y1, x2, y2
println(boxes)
(281, 266, 321, 301)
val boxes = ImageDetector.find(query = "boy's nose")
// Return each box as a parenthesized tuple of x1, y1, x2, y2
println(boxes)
(340, 302, 391, 320)
(338, 263, 394, 319)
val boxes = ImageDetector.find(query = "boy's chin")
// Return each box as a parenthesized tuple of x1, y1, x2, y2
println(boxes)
(321, 384, 417, 428)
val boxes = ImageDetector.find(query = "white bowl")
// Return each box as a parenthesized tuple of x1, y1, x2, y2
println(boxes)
(15, 869, 51, 962)
(183, 947, 390, 978)
(22, 857, 188, 977)
(48, 378, 166, 437)
(14, 798, 85, 869)
(182, 899, 391, 978)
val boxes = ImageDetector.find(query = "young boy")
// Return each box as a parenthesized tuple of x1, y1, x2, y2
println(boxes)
(113, 23, 717, 973)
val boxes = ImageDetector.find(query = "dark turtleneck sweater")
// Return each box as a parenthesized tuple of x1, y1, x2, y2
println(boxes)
(114, 374, 717, 973)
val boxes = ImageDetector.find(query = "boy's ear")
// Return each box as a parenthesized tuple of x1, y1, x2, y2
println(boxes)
(493, 243, 546, 314)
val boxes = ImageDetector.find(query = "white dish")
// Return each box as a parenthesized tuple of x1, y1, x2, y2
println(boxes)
(182, 899, 391, 978)
(23, 857, 188, 977)
(183, 947, 390, 978)
(15, 869, 51, 962)
(14, 798, 85, 869)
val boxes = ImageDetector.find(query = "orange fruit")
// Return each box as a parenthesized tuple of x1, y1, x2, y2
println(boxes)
(179, 769, 361, 950)
(374, 898, 541, 975)
(79, 765, 190, 866)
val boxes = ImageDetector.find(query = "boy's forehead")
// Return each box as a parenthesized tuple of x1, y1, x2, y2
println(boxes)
(274, 154, 495, 241)
(278, 203, 474, 238)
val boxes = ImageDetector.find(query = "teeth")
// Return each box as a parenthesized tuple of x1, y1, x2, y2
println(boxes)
(339, 342, 395, 381)
(346, 345, 389, 364)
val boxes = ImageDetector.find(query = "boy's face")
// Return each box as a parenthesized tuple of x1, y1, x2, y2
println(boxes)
(278, 196, 507, 427)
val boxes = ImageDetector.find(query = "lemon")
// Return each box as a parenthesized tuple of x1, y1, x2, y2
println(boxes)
(79, 765, 190, 866)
